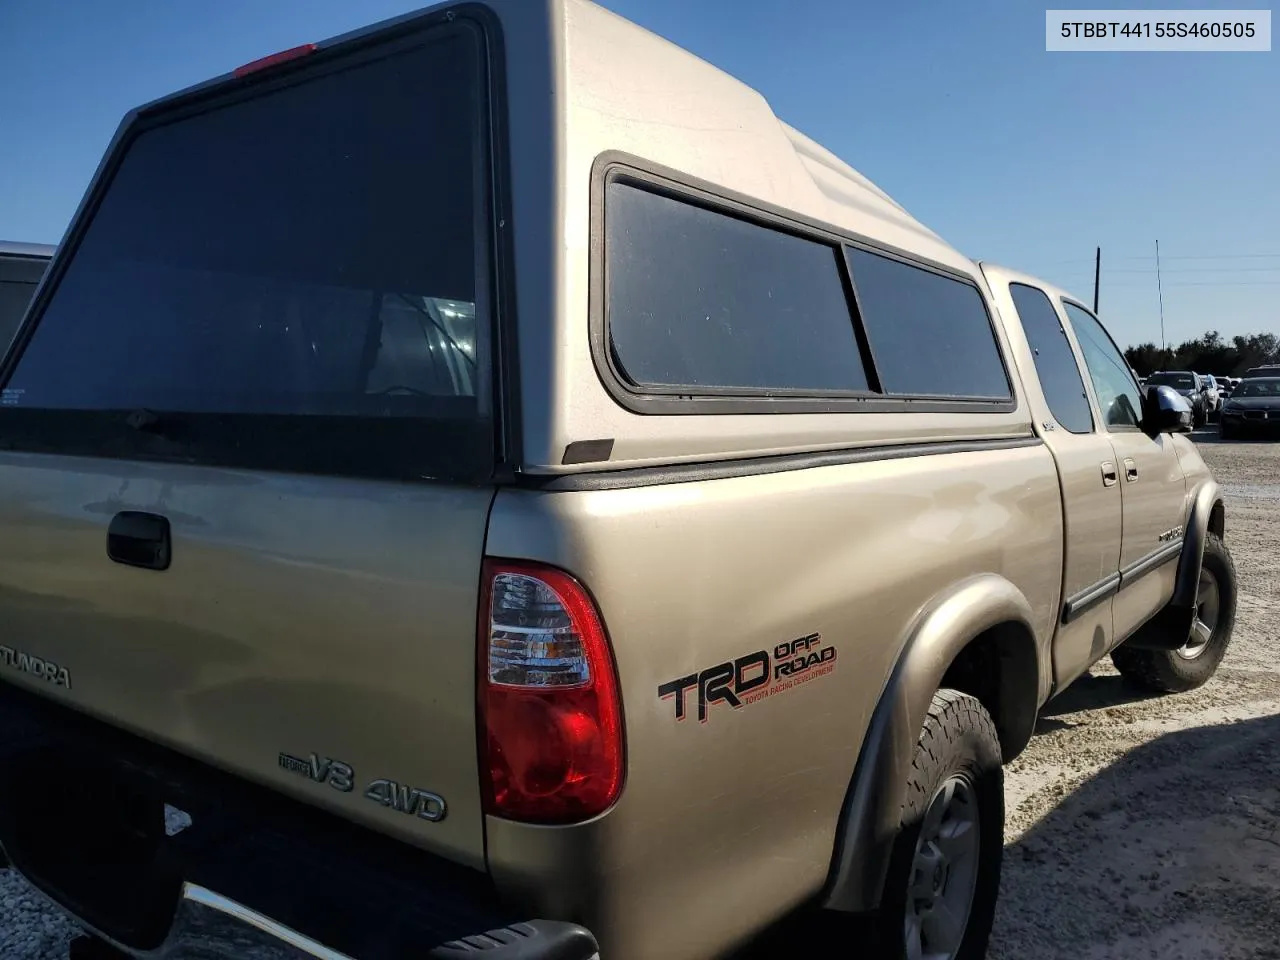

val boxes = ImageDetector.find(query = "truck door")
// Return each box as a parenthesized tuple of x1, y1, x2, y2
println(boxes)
(1059, 300, 1188, 642)
(982, 268, 1122, 690)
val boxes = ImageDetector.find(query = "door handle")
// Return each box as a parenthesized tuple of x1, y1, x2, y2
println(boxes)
(1101, 461, 1118, 487)
(107, 511, 172, 571)
(1124, 458, 1138, 482)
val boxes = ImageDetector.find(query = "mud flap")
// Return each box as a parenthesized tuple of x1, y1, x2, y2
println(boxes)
(1117, 603, 1195, 651)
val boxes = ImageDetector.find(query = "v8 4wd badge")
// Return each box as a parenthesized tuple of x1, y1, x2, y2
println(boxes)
(278, 751, 447, 822)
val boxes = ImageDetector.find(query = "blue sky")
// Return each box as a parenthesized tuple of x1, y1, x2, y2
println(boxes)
(1, 1, 1276, 349)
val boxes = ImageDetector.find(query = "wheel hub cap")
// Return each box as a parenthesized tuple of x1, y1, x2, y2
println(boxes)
(904, 775, 980, 960)
(1178, 567, 1220, 660)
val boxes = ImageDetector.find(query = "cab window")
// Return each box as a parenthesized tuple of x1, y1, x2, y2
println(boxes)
(1061, 302, 1142, 430)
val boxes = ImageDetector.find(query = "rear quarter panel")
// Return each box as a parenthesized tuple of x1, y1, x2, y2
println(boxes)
(483, 443, 1062, 960)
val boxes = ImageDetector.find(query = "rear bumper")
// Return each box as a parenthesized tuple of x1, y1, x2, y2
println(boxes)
(70, 884, 599, 960)
(0, 682, 599, 960)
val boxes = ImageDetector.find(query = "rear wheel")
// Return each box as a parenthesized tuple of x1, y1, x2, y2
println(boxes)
(874, 690, 1004, 960)
(1112, 533, 1236, 693)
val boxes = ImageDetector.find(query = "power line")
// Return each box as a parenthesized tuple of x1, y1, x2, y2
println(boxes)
(1161, 280, 1280, 287)
(1098, 266, 1280, 274)
(1020, 252, 1280, 270)
(1055, 279, 1280, 288)
(1115, 252, 1280, 261)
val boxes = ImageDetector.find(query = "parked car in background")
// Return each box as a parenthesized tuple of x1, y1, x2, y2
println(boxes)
(1220, 377, 1280, 439)
(0, 241, 55, 352)
(1199, 374, 1222, 417)
(0, 4, 1237, 960)
(1146, 371, 1209, 426)
(1244, 364, 1280, 379)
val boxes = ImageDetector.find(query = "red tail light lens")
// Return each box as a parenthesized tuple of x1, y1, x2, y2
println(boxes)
(479, 561, 624, 824)
(232, 43, 317, 78)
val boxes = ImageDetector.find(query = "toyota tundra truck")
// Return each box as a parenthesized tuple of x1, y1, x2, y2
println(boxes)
(0, 2, 1235, 959)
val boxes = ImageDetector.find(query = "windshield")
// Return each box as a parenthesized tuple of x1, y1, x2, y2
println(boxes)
(1147, 372, 1196, 389)
(1, 27, 491, 480)
(1234, 379, 1280, 398)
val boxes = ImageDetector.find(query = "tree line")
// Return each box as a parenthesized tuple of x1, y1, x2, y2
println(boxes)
(1123, 332, 1279, 378)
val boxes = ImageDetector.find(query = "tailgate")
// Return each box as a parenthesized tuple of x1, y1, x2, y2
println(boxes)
(0, 458, 495, 866)
(0, 18, 500, 867)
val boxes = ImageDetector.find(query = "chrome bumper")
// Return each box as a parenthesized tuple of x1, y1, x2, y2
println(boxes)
(156, 883, 355, 958)
(0, 685, 601, 959)
(54, 881, 600, 960)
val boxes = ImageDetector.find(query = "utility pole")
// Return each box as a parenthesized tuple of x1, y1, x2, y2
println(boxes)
(1155, 239, 1167, 363)
(1093, 246, 1101, 313)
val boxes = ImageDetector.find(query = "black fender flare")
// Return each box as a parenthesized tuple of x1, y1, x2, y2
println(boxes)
(822, 574, 1040, 913)
(1172, 478, 1223, 609)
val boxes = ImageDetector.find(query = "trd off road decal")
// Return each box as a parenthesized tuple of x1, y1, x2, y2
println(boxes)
(658, 632, 837, 723)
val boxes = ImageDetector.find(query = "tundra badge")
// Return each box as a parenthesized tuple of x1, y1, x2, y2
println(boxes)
(0, 645, 71, 688)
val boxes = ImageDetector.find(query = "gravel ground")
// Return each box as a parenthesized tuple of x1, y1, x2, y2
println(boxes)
(1, 434, 1277, 959)
(991, 433, 1280, 959)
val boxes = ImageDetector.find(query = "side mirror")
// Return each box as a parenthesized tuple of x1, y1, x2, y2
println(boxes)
(1143, 385, 1194, 436)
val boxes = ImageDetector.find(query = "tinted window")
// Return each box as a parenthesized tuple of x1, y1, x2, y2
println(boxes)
(0, 280, 38, 351)
(1062, 302, 1142, 429)
(1008, 284, 1092, 433)
(846, 248, 1009, 399)
(1148, 372, 1196, 389)
(606, 182, 868, 392)
(5, 31, 484, 431)
(1235, 379, 1280, 397)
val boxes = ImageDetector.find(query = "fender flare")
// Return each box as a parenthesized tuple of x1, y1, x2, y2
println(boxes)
(822, 574, 1040, 913)
(1172, 478, 1223, 609)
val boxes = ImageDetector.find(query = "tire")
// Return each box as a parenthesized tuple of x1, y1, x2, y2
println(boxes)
(1112, 533, 1237, 693)
(1193, 405, 1207, 428)
(870, 690, 1004, 960)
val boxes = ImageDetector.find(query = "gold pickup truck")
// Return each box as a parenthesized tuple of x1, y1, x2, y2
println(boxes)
(0, 2, 1234, 959)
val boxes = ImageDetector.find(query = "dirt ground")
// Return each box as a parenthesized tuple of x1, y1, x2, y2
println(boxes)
(990, 434, 1280, 960)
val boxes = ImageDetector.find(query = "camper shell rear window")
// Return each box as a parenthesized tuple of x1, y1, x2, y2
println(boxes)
(0, 20, 495, 483)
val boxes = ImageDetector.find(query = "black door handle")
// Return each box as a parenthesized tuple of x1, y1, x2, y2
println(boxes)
(107, 511, 172, 571)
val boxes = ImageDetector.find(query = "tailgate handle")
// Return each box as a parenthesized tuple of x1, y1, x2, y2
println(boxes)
(107, 511, 172, 571)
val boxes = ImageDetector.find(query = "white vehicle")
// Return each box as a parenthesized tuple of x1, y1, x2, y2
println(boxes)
(1202, 375, 1223, 413)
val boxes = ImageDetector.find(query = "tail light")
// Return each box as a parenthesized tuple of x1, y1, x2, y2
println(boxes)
(232, 43, 317, 78)
(478, 560, 624, 824)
